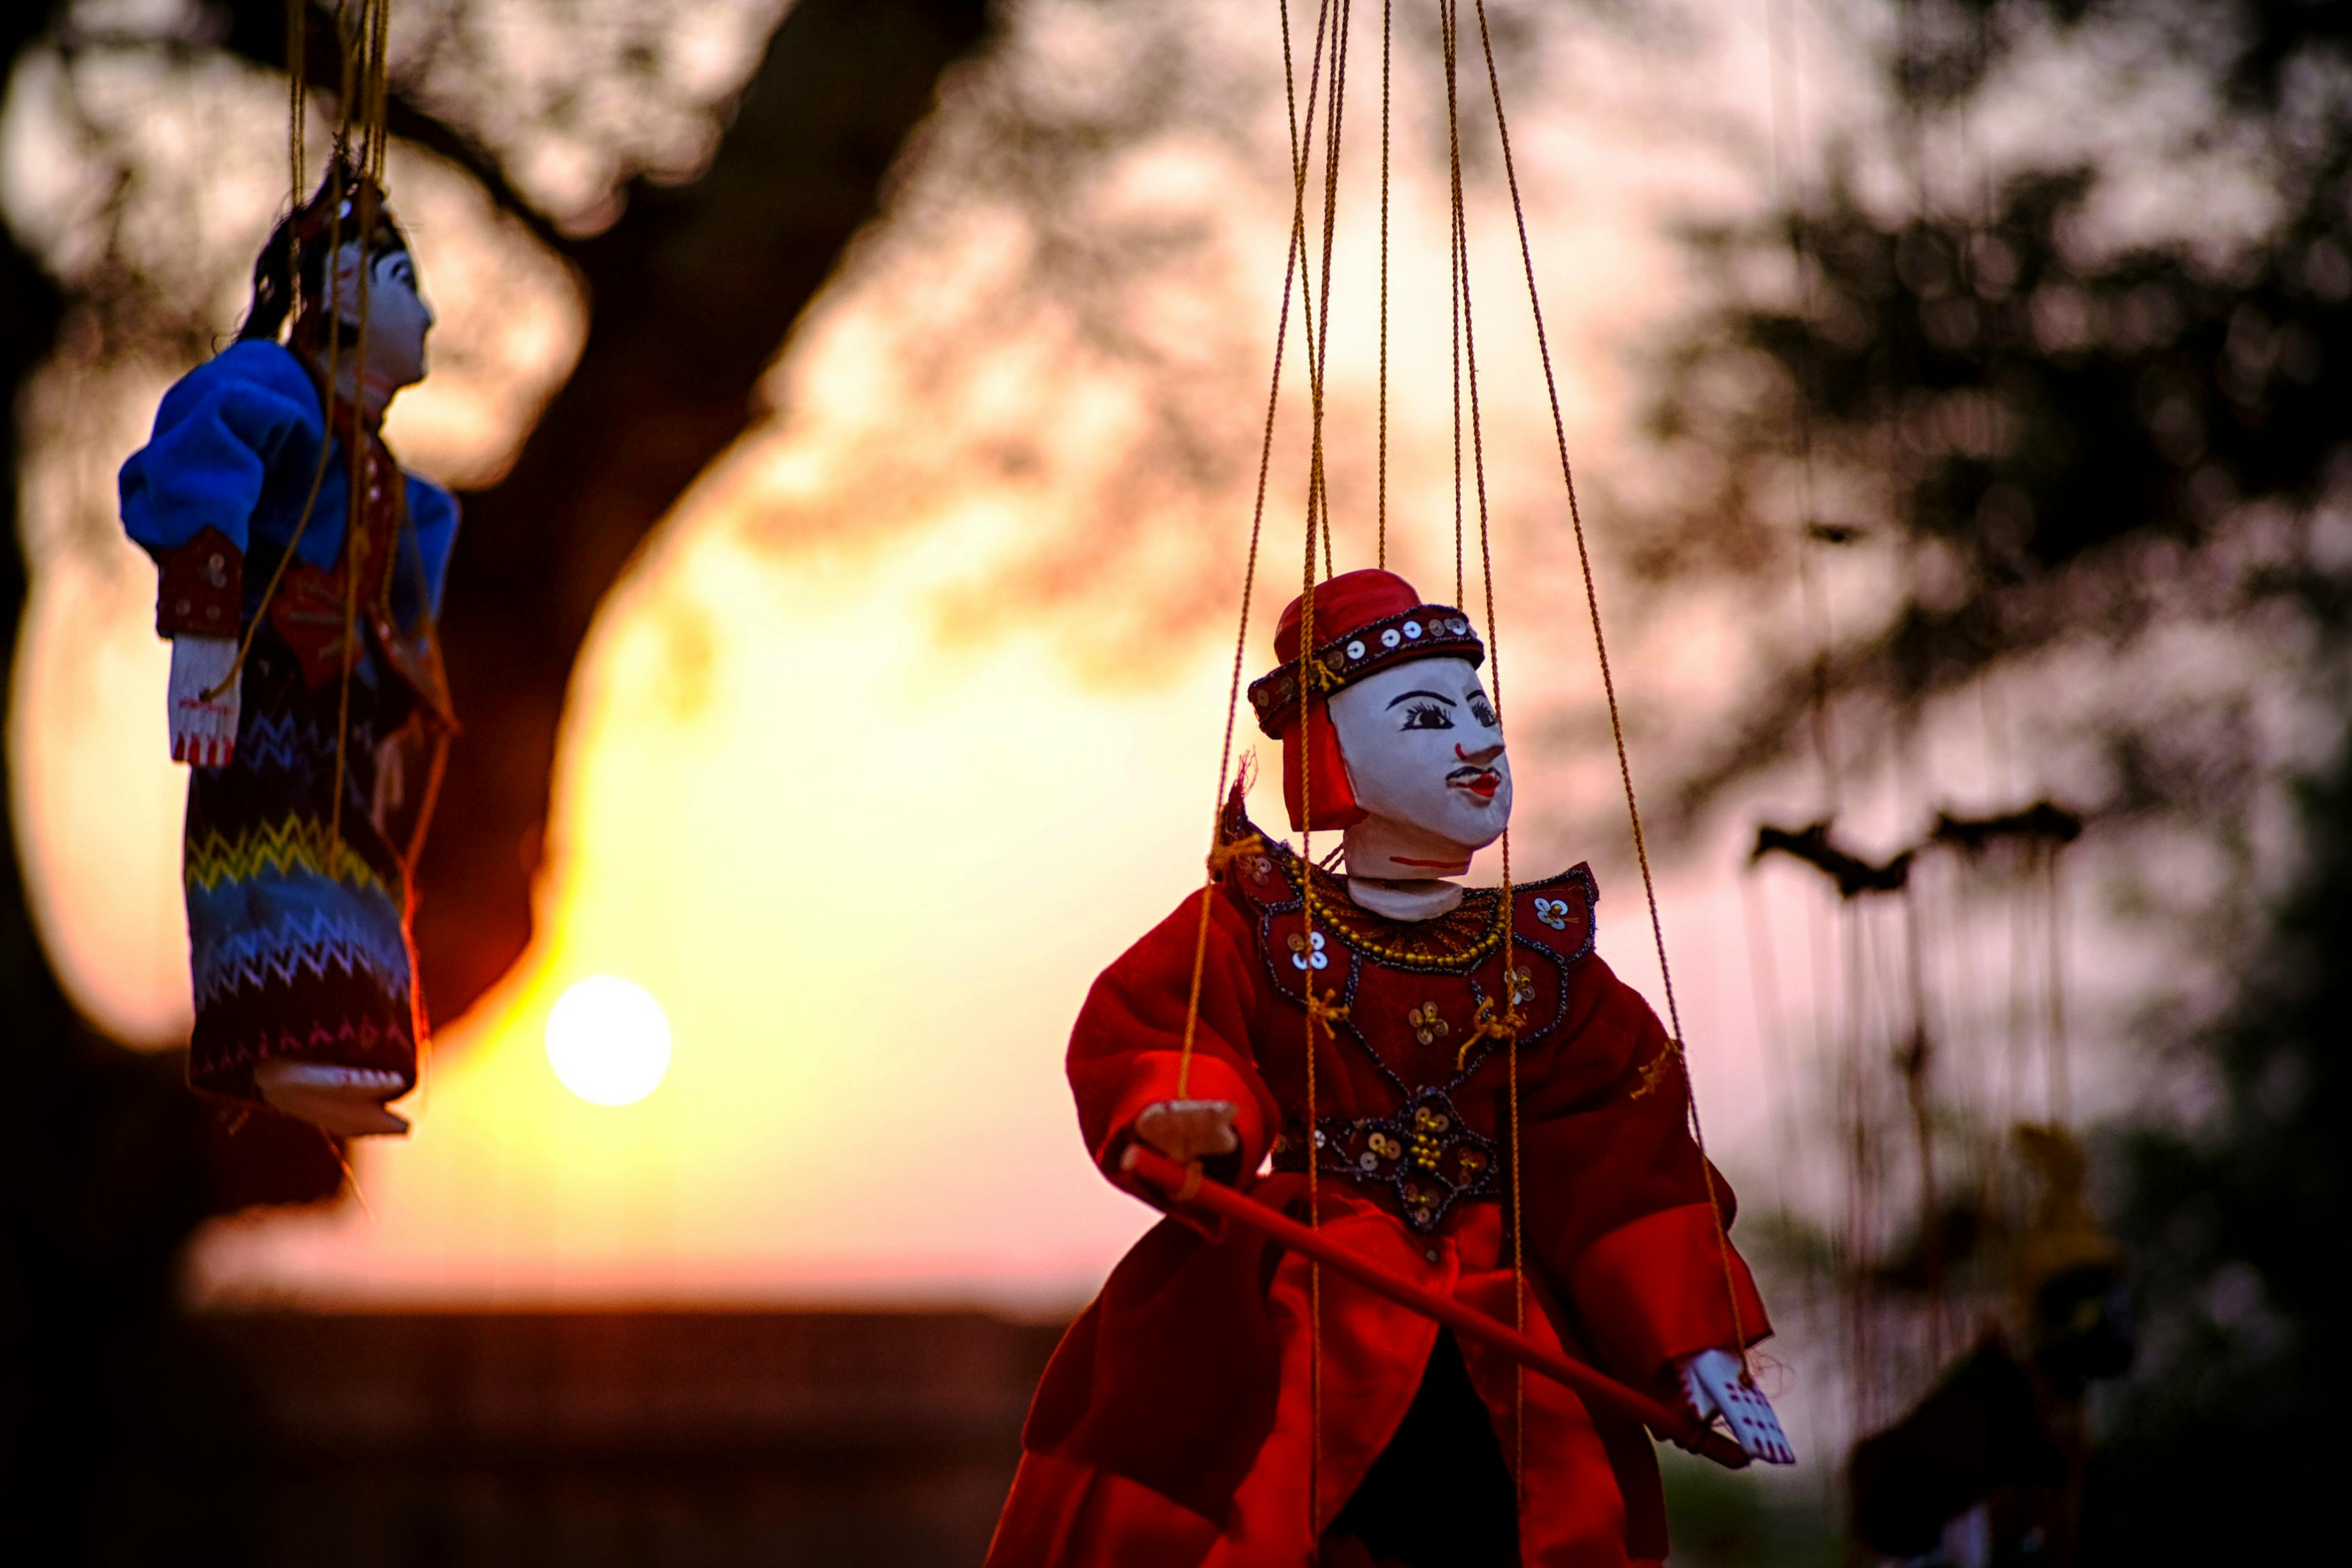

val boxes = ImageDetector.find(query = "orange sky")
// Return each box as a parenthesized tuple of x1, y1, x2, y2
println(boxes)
(4, 0, 2040, 1323)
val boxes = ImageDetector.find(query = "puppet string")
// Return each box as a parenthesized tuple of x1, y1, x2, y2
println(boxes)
(1173, 0, 1335, 1101)
(1291, 6, 1349, 1537)
(1443, 0, 1465, 607)
(205, 146, 354, 702)
(1447, 13, 1524, 1475)
(1376, 0, 1392, 567)
(1469, 0, 1752, 1368)
(326, 177, 376, 856)
(1286, 0, 1348, 583)
(328, 0, 395, 850)
(209, 0, 391, 704)
(286, 0, 307, 203)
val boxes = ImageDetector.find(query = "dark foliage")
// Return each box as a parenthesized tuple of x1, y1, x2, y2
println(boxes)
(2083, 738, 2349, 1561)
(1642, 1, 2351, 1558)
(1647, 0, 2352, 822)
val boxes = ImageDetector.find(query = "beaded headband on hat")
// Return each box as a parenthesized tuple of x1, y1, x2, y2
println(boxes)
(1247, 603, 1485, 738)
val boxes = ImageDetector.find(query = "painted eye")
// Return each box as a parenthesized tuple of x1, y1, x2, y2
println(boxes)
(1400, 701, 1454, 731)
(1469, 696, 1498, 728)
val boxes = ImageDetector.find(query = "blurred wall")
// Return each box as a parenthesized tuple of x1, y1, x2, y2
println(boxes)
(171, 1309, 1061, 1567)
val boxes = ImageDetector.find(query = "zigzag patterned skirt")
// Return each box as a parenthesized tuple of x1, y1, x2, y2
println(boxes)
(183, 622, 422, 1103)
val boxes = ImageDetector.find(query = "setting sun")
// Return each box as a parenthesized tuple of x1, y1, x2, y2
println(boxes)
(545, 975, 673, 1107)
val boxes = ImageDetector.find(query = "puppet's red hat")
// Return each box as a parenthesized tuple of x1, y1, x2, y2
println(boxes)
(1247, 569, 1484, 831)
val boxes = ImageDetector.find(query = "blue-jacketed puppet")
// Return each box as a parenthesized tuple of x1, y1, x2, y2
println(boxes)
(118, 162, 455, 1137)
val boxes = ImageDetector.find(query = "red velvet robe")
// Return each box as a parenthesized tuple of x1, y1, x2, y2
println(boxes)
(987, 808, 1772, 1567)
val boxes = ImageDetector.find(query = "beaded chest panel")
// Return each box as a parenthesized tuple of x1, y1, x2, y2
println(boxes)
(1220, 806, 1600, 1231)
(1273, 1086, 1500, 1233)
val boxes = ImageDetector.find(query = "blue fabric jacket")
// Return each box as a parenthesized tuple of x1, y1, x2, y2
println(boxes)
(118, 339, 458, 633)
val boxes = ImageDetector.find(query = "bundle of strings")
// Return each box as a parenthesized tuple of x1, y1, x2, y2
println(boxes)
(1162, 0, 1760, 1544)
(215, 0, 428, 868)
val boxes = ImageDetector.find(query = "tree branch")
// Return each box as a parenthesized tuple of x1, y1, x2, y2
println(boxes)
(417, 0, 995, 1016)
(215, 0, 569, 254)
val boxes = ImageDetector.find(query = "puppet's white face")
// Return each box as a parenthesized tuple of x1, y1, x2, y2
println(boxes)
(1327, 656, 1512, 870)
(323, 243, 433, 407)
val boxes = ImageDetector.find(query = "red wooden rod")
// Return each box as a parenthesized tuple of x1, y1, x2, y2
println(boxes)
(1121, 1144, 1752, 1470)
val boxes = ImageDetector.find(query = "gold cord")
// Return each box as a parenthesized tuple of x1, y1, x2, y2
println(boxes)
(1291, 0, 1351, 583)
(1468, 0, 1752, 1365)
(1375, 0, 1392, 568)
(1174, 0, 1332, 1100)
(287, 0, 307, 203)
(2045, 846, 2070, 1127)
(1289, 10, 1349, 1542)
(328, 0, 394, 854)
(210, 0, 398, 708)
(1304, 986, 1351, 1038)
(204, 157, 345, 704)
(1441, 0, 1523, 1482)
(1206, 832, 1270, 877)
(1441, 1, 1466, 607)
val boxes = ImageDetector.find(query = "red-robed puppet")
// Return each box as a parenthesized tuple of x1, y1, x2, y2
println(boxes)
(988, 570, 1792, 1568)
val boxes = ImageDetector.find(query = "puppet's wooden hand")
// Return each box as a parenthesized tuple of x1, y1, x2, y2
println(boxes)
(167, 633, 241, 768)
(1134, 1099, 1240, 1164)
(1677, 1348, 1795, 1466)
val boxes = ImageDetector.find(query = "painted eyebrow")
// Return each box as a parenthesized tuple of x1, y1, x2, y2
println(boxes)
(1386, 689, 1456, 708)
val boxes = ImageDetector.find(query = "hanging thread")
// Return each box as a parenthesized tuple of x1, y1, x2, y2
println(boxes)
(1467, 0, 1753, 1365)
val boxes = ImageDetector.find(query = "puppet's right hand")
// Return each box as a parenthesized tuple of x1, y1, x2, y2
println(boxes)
(168, 633, 241, 768)
(1134, 1099, 1240, 1164)
(1677, 1348, 1796, 1466)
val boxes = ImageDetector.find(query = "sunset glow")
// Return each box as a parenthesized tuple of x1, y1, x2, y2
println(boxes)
(546, 975, 672, 1107)
(6, 4, 1834, 1314)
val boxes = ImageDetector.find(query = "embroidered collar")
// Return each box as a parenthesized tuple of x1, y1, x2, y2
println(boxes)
(1217, 797, 1591, 976)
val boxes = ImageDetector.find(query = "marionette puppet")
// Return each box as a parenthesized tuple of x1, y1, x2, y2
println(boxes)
(1850, 1125, 2133, 1568)
(118, 161, 455, 1138)
(989, 569, 1792, 1568)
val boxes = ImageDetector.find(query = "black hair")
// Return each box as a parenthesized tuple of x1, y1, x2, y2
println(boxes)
(238, 160, 415, 345)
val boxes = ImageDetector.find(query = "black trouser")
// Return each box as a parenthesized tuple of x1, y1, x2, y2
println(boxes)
(1327, 1330, 1521, 1567)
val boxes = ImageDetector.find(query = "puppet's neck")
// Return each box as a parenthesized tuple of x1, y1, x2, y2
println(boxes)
(1343, 815, 1474, 878)
(1344, 875, 1464, 921)
(293, 321, 393, 430)
(1343, 818, 1473, 920)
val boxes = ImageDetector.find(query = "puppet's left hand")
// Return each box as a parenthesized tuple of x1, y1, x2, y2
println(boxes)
(167, 633, 241, 767)
(1676, 1348, 1795, 1466)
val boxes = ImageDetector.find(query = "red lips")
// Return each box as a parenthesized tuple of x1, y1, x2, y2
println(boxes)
(1447, 767, 1501, 799)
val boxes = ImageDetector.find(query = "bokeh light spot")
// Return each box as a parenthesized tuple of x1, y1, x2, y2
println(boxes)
(546, 975, 672, 1107)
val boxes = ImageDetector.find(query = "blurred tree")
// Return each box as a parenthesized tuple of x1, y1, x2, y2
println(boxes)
(1642, 0, 2350, 1559)
(2, 0, 987, 1556)
(2089, 738, 2345, 1560)
(214, 0, 999, 1014)
(1651, 0, 2352, 817)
